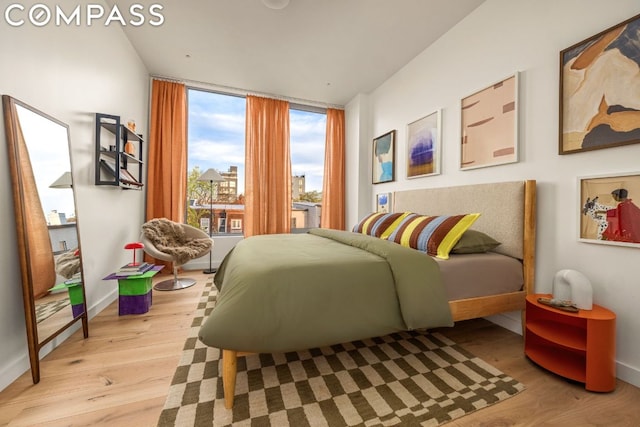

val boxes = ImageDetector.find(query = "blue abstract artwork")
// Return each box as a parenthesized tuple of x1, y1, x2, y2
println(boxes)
(407, 111, 440, 178)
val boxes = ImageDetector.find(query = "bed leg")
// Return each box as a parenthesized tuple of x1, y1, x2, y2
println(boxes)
(222, 349, 237, 409)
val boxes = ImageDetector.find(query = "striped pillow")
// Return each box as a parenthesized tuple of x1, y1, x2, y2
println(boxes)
(352, 212, 410, 238)
(387, 213, 481, 259)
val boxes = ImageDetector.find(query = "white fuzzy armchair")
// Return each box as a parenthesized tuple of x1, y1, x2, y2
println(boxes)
(141, 218, 213, 291)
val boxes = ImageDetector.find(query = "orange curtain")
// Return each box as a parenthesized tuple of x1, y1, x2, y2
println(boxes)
(145, 79, 187, 224)
(244, 95, 291, 237)
(320, 108, 345, 230)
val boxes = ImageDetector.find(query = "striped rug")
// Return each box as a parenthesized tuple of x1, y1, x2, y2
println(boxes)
(158, 279, 524, 426)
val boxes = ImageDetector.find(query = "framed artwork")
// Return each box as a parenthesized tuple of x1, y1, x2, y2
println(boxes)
(560, 13, 640, 155)
(376, 192, 392, 213)
(372, 130, 396, 184)
(407, 110, 441, 179)
(460, 73, 519, 170)
(578, 172, 640, 247)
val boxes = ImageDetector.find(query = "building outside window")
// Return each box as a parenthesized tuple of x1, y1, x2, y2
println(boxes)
(230, 219, 242, 231)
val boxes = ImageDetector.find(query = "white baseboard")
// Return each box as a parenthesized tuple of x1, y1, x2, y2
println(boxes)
(5, 294, 638, 394)
(485, 311, 523, 336)
(0, 289, 118, 392)
(88, 288, 118, 321)
(182, 260, 222, 271)
(484, 312, 640, 389)
(0, 353, 30, 392)
(616, 360, 640, 389)
(0, 321, 84, 392)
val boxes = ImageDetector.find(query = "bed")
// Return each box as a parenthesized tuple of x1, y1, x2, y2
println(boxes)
(198, 179, 536, 408)
(394, 180, 537, 321)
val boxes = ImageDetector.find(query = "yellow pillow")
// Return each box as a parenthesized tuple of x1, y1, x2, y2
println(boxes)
(352, 212, 409, 238)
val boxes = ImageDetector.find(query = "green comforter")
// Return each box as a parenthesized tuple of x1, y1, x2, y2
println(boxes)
(198, 228, 453, 353)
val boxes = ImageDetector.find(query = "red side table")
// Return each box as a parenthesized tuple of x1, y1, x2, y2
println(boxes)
(525, 294, 616, 392)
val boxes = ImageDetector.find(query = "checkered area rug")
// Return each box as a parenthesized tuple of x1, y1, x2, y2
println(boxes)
(35, 297, 70, 324)
(158, 279, 525, 426)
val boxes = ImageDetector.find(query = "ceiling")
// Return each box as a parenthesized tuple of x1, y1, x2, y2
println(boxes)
(115, 0, 485, 107)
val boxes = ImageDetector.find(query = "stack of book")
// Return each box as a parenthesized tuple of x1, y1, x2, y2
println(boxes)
(116, 262, 154, 276)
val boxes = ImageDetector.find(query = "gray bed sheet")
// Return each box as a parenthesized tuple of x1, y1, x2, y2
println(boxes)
(434, 252, 524, 301)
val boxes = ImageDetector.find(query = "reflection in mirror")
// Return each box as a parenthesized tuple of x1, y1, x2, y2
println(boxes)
(2, 95, 88, 383)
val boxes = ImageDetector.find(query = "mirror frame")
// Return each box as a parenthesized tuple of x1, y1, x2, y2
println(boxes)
(2, 95, 88, 383)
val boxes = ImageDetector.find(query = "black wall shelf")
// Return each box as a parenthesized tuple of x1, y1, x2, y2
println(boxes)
(94, 113, 144, 190)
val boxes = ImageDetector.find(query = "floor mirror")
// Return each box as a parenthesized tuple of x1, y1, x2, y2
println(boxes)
(2, 95, 88, 383)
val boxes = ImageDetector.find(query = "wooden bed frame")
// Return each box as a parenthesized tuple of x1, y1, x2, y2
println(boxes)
(395, 180, 537, 321)
(220, 179, 537, 408)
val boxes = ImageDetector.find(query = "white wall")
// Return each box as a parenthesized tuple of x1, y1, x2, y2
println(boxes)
(345, 0, 640, 387)
(345, 94, 372, 228)
(0, 1, 149, 390)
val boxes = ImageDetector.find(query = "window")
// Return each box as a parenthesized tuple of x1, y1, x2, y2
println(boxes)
(186, 89, 326, 235)
(230, 219, 242, 230)
(186, 89, 245, 235)
(290, 107, 326, 231)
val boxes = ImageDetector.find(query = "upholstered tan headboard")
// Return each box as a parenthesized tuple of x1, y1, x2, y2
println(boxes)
(394, 180, 536, 260)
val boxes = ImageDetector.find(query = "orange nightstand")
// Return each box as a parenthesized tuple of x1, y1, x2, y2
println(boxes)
(525, 293, 616, 392)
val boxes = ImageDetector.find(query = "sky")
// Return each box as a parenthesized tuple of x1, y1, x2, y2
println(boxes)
(17, 104, 76, 219)
(187, 89, 327, 195)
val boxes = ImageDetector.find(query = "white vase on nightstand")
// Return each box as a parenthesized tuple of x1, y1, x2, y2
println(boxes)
(552, 269, 593, 310)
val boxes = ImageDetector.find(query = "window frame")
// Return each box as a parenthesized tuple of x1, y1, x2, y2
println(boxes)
(185, 88, 327, 235)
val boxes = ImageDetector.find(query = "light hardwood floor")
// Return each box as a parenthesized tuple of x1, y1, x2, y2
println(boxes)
(1, 272, 639, 426)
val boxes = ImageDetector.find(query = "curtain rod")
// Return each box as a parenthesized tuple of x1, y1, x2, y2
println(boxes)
(150, 74, 344, 110)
